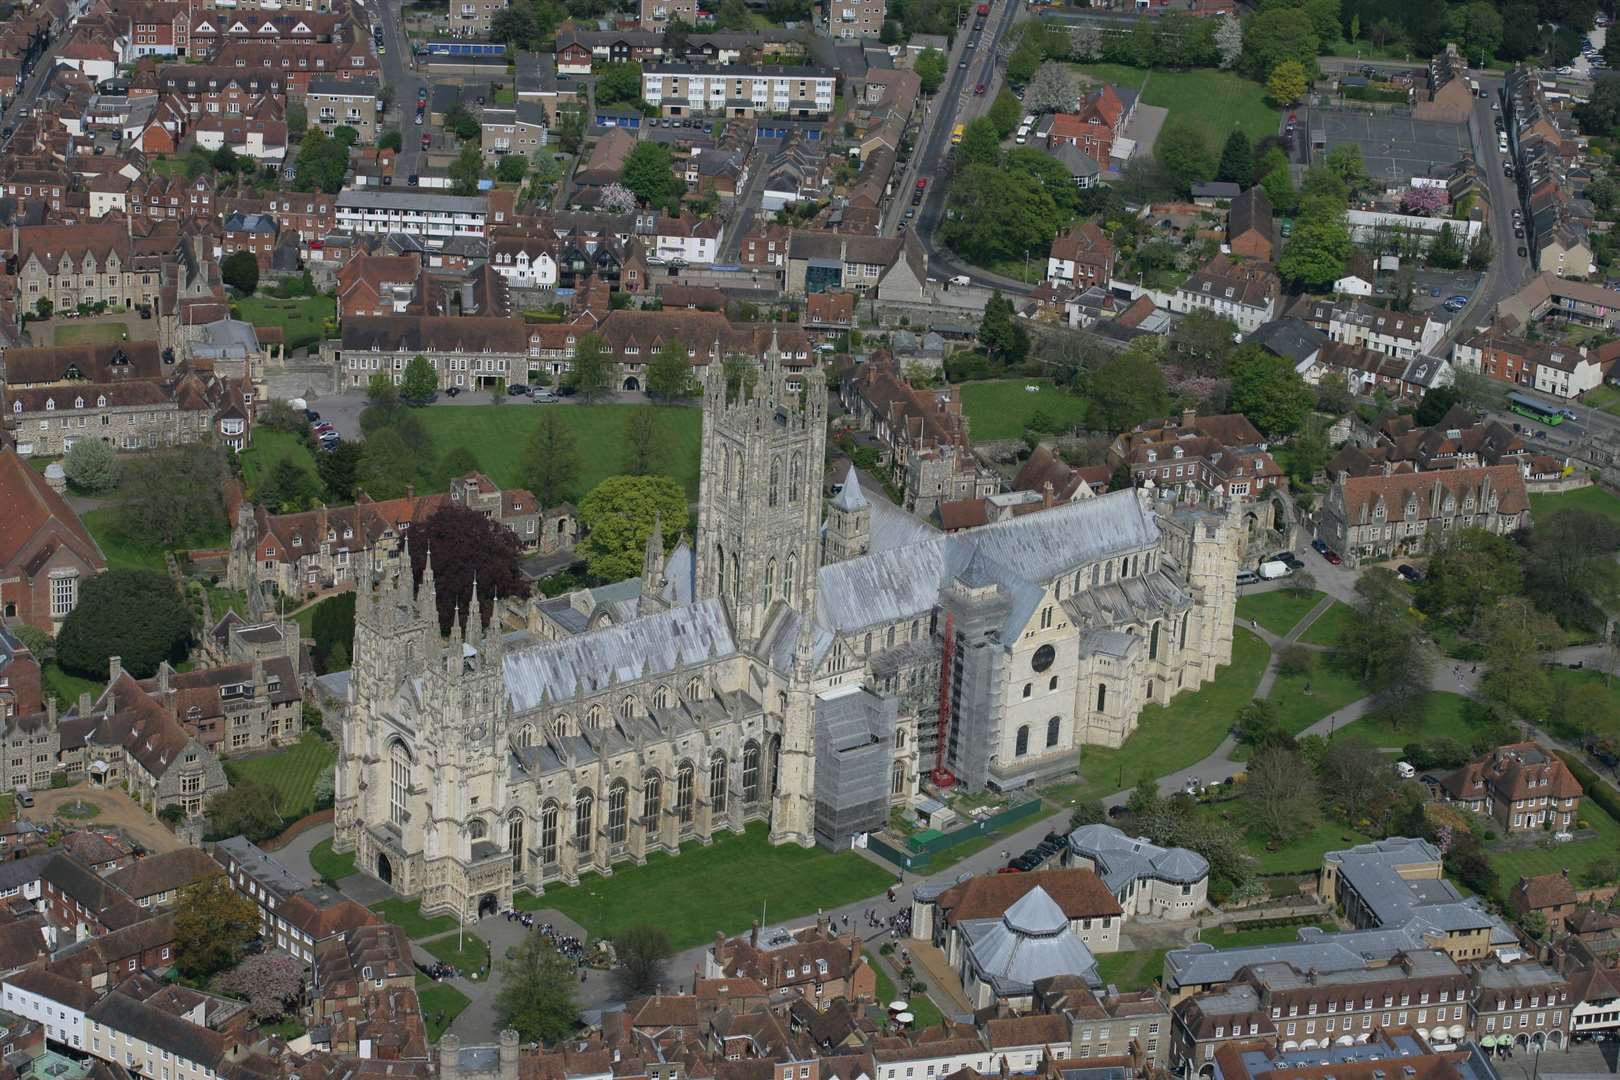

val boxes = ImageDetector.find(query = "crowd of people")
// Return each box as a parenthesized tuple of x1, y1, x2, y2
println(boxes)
(504, 910, 590, 968)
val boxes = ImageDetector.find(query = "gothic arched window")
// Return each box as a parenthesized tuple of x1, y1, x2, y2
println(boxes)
(1015, 726, 1029, 757)
(709, 752, 728, 813)
(1047, 716, 1061, 748)
(607, 781, 628, 845)
(676, 761, 695, 824)
(516, 724, 534, 748)
(687, 676, 703, 701)
(769, 457, 781, 508)
(785, 553, 798, 605)
(653, 685, 670, 710)
(620, 695, 637, 721)
(468, 818, 488, 840)
(585, 705, 603, 729)
(389, 741, 411, 826)
(742, 741, 761, 804)
(765, 559, 776, 605)
(540, 801, 559, 864)
(574, 790, 594, 855)
(643, 770, 662, 820)
(789, 453, 802, 502)
(508, 812, 525, 875)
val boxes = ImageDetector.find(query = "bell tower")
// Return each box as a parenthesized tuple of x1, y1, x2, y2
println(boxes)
(822, 464, 871, 563)
(695, 333, 827, 647)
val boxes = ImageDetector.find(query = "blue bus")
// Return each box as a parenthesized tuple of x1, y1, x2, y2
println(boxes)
(1507, 391, 1565, 425)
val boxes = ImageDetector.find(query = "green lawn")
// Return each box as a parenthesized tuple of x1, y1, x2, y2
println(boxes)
(1298, 601, 1352, 646)
(513, 821, 893, 950)
(224, 734, 336, 819)
(1236, 588, 1325, 637)
(41, 663, 104, 708)
(1095, 946, 1170, 992)
(416, 974, 470, 1041)
(309, 838, 358, 882)
(1546, 667, 1620, 743)
(956, 379, 1090, 443)
(1333, 691, 1484, 748)
(1491, 800, 1620, 883)
(1193, 800, 1370, 875)
(206, 586, 249, 621)
(1069, 63, 1280, 145)
(1264, 656, 1366, 739)
(1584, 384, 1620, 417)
(80, 509, 171, 573)
(53, 322, 131, 346)
(147, 156, 189, 178)
(1529, 485, 1620, 526)
(239, 430, 319, 497)
(870, 954, 948, 1029)
(372, 898, 459, 939)
(1198, 922, 1336, 949)
(233, 295, 335, 352)
(416, 404, 704, 500)
(1045, 628, 1268, 805)
(422, 931, 491, 976)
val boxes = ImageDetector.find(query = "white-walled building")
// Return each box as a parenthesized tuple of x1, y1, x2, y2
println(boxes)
(1066, 822, 1210, 918)
(642, 64, 837, 118)
(334, 191, 488, 242)
(3, 967, 93, 1049)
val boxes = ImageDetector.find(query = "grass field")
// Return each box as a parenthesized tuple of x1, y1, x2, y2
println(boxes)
(416, 975, 470, 1041)
(416, 404, 704, 500)
(309, 838, 358, 883)
(956, 380, 1090, 443)
(1264, 656, 1366, 739)
(53, 322, 131, 346)
(233, 295, 335, 352)
(1198, 922, 1336, 949)
(1069, 63, 1279, 145)
(42, 663, 103, 708)
(871, 957, 948, 1029)
(1528, 485, 1620, 526)
(1333, 691, 1483, 748)
(1298, 601, 1353, 646)
(1546, 668, 1620, 742)
(1044, 628, 1268, 805)
(1095, 946, 1170, 992)
(239, 430, 320, 496)
(1492, 800, 1620, 883)
(1201, 798, 1372, 875)
(80, 509, 172, 573)
(224, 734, 336, 819)
(1236, 588, 1325, 637)
(422, 931, 491, 976)
(1584, 384, 1620, 417)
(373, 898, 459, 939)
(513, 821, 893, 950)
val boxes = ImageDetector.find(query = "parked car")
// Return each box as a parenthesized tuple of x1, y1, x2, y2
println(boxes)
(1324, 549, 1343, 565)
(445, 386, 463, 397)
(1396, 564, 1422, 583)
(532, 388, 559, 402)
(1107, 804, 1130, 819)
(1518, 245, 1528, 257)
(1235, 570, 1260, 586)
(1312, 538, 1329, 555)
(507, 383, 530, 396)
(304, 408, 320, 422)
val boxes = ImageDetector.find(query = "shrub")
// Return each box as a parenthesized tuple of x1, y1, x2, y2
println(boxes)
(64, 439, 121, 493)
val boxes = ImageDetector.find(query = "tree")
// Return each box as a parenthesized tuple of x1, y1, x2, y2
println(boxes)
(1215, 15, 1243, 67)
(977, 292, 1029, 365)
(1087, 338, 1171, 431)
(450, 143, 484, 196)
(1279, 212, 1351, 288)
(941, 164, 1068, 267)
(1427, 222, 1466, 270)
(914, 48, 946, 94)
(56, 570, 191, 680)
(1257, 146, 1298, 215)
(569, 332, 611, 401)
(496, 930, 580, 1043)
(34, 297, 53, 319)
(317, 440, 364, 503)
(497, 154, 529, 184)
(1233, 699, 1288, 751)
(522, 410, 580, 505)
(294, 126, 349, 194)
(378, 129, 403, 152)
(1324, 144, 1370, 196)
(213, 952, 305, 1022)
(1287, 415, 1330, 484)
(221, 250, 261, 296)
(595, 61, 644, 107)
(310, 591, 356, 675)
(1244, 747, 1319, 843)
(255, 456, 320, 513)
(622, 140, 682, 209)
(1467, 227, 1493, 271)
(409, 504, 531, 633)
(1524, 509, 1620, 631)
(174, 877, 261, 980)
(622, 407, 667, 476)
(1340, 571, 1431, 721)
(1315, 371, 1354, 414)
(1316, 738, 1396, 827)
(63, 438, 119, 493)
(1242, 7, 1318, 80)
(1450, 0, 1503, 63)
(443, 446, 481, 479)
(1400, 185, 1449, 217)
(401, 354, 439, 403)
(114, 446, 228, 549)
(357, 428, 419, 500)
(1217, 129, 1254, 186)
(578, 475, 687, 582)
(648, 340, 693, 400)
(1025, 61, 1080, 115)
(1418, 529, 1521, 628)
(1170, 308, 1239, 376)
(1498, 1, 1539, 59)
(1476, 597, 1563, 724)
(1127, 775, 1161, 815)
(1580, 854, 1620, 887)
(612, 924, 674, 997)
(205, 779, 284, 841)
(1155, 115, 1214, 194)
(1228, 346, 1314, 436)
(1069, 800, 1107, 829)
(1265, 58, 1309, 105)
(717, 0, 753, 27)
(957, 117, 1002, 168)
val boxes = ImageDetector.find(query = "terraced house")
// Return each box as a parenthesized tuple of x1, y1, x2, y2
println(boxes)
(1318, 465, 1531, 565)
(9, 222, 163, 312)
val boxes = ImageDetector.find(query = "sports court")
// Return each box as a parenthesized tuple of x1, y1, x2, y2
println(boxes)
(1308, 110, 1474, 183)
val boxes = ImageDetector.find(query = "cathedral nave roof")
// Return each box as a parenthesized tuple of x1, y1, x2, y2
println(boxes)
(1061, 569, 1192, 631)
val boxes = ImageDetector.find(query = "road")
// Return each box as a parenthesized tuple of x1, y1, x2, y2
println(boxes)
(362, 0, 431, 179)
(0, 28, 65, 153)
(1447, 75, 1533, 348)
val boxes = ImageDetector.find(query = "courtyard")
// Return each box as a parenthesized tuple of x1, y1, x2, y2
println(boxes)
(1308, 109, 1474, 185)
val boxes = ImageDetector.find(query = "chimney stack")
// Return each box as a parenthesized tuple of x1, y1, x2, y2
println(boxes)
(108, 656, 122, 682)
(750, 920, 760, 948)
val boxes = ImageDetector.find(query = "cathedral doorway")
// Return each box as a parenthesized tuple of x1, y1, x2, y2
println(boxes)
(623, 377, 641, 391)
(479, 893, 499, 918)
(378, 854, 393, 885)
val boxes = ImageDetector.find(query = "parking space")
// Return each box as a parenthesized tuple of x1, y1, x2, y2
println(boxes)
(1309, 110, 1473, 184)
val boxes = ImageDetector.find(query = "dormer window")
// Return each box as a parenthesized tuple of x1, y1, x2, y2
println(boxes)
(45, 400, 55, 412)
(1146, 449, 1157, 463)
(97, 396, 107, 407)
(291, 536, 302, 548)
(74, 397, 84, 409)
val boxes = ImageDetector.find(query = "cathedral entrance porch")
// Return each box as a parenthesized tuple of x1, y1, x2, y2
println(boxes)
(378, 853, 393, 885)
(479, 892, 499, 918)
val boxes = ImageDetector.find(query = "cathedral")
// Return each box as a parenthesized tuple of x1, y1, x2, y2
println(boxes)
(332, 342, 1244, 922)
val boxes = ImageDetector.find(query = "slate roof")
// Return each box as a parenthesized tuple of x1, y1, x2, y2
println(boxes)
(1067, 822, 1209, 893)
(959, 887, 1102, 994)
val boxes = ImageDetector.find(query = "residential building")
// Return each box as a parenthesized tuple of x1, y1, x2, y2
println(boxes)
(1318, 465, 1531, 565)
(448, 0, 508, 36)
(480, 102, 548, 163)
(1441, 742, 1581, 834)
(306, 77, 381, 142)
(1450, 323, 1606, 399)
(1065, 823, 1209, 918)
(1296, 299, 1445, 360)
(1469, 962, 1571, 1048)
(1107, 410, 1284, 508)
(211, 836, 381, 963)
(1170, 256, 1279, 333)
(784, 230, 928, 300)
(1507, 871, 1579, 927)
(0, 446, 107, 634)
(823, 0, 884, 39)
(638, 0, 696, 27)
(1046, 221, 1115, 288)
(705, 918, 877, 1008)
(10, 223, 163, 313)
(642, 64, 838, 118)
(333, 190, 489, 243)
(1305, 341, 1452, 404)
(1227, 186, 1277, 263)
(4, 368, 252, 457)
(447, 472, 546, 551)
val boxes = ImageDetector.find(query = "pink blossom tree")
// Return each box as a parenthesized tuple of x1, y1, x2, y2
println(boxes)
(214, 952, 306, 1022)
(1399, 186, 1449, 216)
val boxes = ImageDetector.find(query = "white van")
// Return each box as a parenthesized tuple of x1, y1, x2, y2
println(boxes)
(1394, 761, 1416, 779)
(949, 274, 971, 286)
(1015, 125, 1029, 144)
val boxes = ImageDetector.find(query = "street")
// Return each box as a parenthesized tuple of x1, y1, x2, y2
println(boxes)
(361, 0, 430, 179)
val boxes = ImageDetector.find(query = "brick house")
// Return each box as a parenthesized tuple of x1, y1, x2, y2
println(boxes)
(1508, 871, 1579, 927)
(1171, 256, 1280, 333)
(0, 446, 107, 634)
(306, 76, 380, 142)
(1047, 220, 1115, 287)
(226, 490, 444, 599)
(105, 849, 223, 910)
(1442, 742, 1581, 834)
(1227, 186, 1277, 263)
(1469, 961, 1571, 1048)
(1107, 411, 1284, 505)
(0, 628, 44, 719)
(705, 917, 878, 1008)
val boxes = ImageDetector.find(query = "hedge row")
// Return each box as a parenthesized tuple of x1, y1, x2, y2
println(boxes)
(1554, 750, 1620, 824)
(1219, 912, 1329, 933)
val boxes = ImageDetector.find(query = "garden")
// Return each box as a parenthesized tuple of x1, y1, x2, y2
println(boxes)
(224, 732, 338, 821)
(232, 294, 337, 353)
(957, 380, 1090, 443)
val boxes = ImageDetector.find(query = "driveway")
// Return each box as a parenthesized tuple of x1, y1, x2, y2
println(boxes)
(24, 783, 185, 855)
